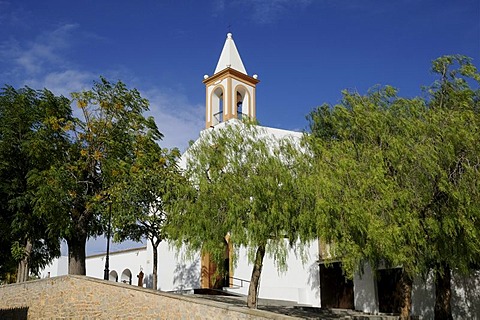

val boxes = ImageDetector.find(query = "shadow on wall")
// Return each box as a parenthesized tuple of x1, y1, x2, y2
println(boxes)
(451, 271, 480, 319)
(412, 275, 434, 319)
(144, 274, 153, 289)
(353, 270, 378, 314)
(307, 262, 320, 302)
(412, 271, 480, 319)
(173, 258, 200, 291)
(0, 306, 28, 320)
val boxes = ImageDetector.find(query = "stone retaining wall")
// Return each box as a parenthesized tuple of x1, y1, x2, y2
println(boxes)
(0, 275, 296, 319)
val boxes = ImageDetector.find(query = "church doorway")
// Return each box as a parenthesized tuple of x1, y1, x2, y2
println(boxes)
(319, 262, 354, 309)
(376, 268, 404, 314)
(200, 239, 231, 289)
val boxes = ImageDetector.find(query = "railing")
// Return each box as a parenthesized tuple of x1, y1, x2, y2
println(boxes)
(212, 111, 245, 123)
(229, 276, 250, 288)
(213, 111, 223, 123)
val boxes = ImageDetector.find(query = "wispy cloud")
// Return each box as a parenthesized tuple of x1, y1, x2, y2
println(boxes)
(0, 23, 203, 151)
(0, 1, 29, 28)
(143, 88, 204, 151)
(1, 24, 78, 76)
(213, 0, 312, 24)
(25, 70, 95, 98)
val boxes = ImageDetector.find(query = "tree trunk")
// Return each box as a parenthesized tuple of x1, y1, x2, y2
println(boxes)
(151, 238, 160, 290)
(399, 271, 413, 319)
(247, 244, 266, 309)
(67, 233, 87, 275)
(434, 264, 453, 320)
(16, 240, 32, 283)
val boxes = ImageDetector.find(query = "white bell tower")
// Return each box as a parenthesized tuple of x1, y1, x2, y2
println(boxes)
(203, 33, 259, 128)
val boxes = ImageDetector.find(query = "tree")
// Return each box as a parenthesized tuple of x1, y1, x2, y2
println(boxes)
(305, 87, 425, 318)
(32, 78, 162, 275)
(304, 56, 480, 319)
(0, 86, 72, 282)
(423, 55, 480, 319)
(111, 142, 183, 290)
(170, 120, 311, 308)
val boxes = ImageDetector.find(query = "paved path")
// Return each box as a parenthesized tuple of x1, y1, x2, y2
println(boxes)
(191, 294, 399, 319)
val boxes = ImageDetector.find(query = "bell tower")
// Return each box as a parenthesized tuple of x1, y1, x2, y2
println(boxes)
(203, 33, 259, 128)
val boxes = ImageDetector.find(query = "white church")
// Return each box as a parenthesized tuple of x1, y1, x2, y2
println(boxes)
(41, 33, 480, 319)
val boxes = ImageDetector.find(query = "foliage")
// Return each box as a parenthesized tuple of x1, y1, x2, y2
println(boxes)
(111, 145, 181, 243)
(304, 86, 428, 277)
(170, 119, 311, 307)
(31, 77, 162, 275)
(304, 55, 480, 318)
(0, 86, 72, 282)
(110, 137, 183, 289)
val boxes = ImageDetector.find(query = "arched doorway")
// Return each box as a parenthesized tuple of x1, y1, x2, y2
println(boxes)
(109, 270, 118, 282)
(121, 269, 132, 285)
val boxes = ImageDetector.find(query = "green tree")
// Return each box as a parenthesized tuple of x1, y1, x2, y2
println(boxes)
(32, 78, 162, 275)
(171, 120, 310, 308)
(305, 87, 425, 318)
(110, 142, 183, 290)
(423, 55, 480, 320)
(304, 56, 480, 319)
(0, 86, 72, 282)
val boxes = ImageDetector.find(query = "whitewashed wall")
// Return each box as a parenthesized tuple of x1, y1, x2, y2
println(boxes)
(353, 264, 379, 314)
(412, 271, 480, 319)
(147, 241, 200, 292)
(86, 247, 147, 285)
(226, 240, 320, 307)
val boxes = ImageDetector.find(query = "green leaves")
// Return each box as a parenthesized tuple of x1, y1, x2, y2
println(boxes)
(0, 86, 71, 281)
(172, 120, 310, 270)
(28, 78, 167, 275)
(305, 55, 480, 284)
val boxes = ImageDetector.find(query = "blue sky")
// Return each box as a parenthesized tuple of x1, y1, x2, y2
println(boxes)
(1, 0, 479, 254)
(1, 0, 479, 151)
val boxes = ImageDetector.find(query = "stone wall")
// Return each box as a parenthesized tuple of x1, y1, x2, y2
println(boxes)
(0, 275, 296, 319)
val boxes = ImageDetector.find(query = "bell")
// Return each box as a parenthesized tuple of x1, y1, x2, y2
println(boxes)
(236, 92, 243, 108)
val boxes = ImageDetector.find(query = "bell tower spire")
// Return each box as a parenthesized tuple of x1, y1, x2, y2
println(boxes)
(203, 33, 259, 128)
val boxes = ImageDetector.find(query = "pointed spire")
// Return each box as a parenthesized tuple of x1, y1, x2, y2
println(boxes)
(214, 33, 247, 75)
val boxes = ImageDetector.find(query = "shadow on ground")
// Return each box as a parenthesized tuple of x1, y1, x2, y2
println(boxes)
(192, 294, 399, 319)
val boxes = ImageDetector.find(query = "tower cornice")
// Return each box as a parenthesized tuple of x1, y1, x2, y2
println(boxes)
(203, 67, 260, 86)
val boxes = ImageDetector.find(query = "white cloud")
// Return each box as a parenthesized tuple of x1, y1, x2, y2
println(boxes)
(0, 23, 204, 152)
(24, 73, 204, 151)
(143, 88, 204, 151)
(1, 24, 78, 77)
(24, 69, 95, 96)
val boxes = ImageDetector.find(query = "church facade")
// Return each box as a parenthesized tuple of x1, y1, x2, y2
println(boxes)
(41, 33, 480, 319)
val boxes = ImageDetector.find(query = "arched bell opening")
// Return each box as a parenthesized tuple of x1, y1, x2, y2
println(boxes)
(235, 86, 250, 120)
(211, 86, 224, 125)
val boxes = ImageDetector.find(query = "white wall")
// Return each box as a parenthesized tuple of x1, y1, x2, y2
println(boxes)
(227, 240, 320, 307)
(146, 241, 200, 292)
(412, 271, 480, 319)
(40, 256, 68, 278)
(353, 264, 378, 314)
(86, 247, 147, 285)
